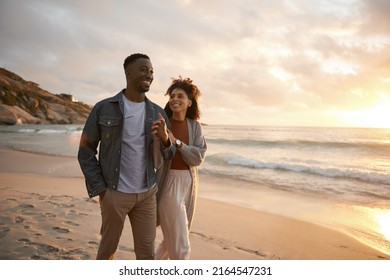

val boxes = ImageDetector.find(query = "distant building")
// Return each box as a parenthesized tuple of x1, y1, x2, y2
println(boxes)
(59, 93, 77, 102)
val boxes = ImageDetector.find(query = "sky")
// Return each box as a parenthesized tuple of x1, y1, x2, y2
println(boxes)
(1, 0, 390, 128)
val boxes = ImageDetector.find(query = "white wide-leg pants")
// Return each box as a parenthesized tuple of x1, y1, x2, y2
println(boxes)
(156, 170, 192, 260)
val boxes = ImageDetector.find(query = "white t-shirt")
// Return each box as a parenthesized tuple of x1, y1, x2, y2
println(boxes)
(117, 95, 147, 193)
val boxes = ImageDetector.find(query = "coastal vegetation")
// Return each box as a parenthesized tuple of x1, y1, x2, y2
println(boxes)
(0, 68, 91, 125)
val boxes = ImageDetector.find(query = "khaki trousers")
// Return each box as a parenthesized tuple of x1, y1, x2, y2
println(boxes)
(156, 170, 192, 260)
(97, 186, 157, 260)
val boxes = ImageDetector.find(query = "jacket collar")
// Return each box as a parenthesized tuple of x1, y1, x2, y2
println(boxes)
(110, 89, 156, 124)
(109, 89, 153, 107)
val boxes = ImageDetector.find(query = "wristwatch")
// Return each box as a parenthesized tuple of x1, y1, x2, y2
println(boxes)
(175, 139, 182, 148)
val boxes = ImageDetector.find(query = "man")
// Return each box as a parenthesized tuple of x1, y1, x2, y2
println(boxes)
(78, 53, 170, 260)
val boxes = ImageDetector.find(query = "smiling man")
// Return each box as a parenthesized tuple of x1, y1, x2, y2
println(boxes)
(78, 53, 171, 260)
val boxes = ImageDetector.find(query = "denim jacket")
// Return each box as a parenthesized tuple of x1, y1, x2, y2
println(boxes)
(78, 90, 171, 198)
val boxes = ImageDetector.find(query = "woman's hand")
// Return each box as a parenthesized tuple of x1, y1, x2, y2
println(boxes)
(152, 113, 170, 147)
(167, 128, 176, 143)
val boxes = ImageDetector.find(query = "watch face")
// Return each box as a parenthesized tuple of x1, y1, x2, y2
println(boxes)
(176, 139, 181, 146)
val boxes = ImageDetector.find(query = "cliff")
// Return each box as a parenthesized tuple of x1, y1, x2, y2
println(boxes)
(0, 68, 91, 125)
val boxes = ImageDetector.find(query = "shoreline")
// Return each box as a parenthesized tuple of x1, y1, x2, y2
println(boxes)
(0, 148, 389, 259)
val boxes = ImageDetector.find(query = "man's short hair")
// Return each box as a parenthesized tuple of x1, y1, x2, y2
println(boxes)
(123, 53, 150, 70)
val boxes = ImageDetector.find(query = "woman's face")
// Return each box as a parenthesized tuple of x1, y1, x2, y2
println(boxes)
(169, 88, 192, 114)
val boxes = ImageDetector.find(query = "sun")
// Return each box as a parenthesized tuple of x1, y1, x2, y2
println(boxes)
(335, 93, 390, 128)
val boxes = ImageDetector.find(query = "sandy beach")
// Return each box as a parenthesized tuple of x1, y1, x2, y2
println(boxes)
(0, 148, 388, 260)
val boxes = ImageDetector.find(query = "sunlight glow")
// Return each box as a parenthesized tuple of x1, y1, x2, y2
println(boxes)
(347, 206, 390, 256)
(335, 93, 390, 128)
(375, 211, 390, 241)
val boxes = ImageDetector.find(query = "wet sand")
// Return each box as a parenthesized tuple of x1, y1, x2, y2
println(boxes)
(0, 148, 388, 260)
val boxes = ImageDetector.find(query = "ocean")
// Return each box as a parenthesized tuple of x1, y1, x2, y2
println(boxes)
(202, 125, 390, 207)
(1, 124, 389, 256)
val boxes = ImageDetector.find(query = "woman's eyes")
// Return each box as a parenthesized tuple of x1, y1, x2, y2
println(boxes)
(170, 95, 184, 99)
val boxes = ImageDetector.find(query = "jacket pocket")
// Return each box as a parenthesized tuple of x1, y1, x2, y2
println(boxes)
(99, 116, 120, 140)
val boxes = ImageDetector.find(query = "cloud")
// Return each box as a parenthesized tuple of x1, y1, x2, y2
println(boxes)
(360, 0, 390, 34)
(1, 0, 390, 127)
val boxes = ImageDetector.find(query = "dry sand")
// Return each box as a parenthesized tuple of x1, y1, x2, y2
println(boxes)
(0, 148, 388, 260)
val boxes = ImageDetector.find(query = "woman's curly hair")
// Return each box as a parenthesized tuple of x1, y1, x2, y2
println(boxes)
(164, 77, 202, 120)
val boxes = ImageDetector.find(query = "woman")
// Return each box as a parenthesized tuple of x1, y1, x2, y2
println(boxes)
(155, 77, 207, 260)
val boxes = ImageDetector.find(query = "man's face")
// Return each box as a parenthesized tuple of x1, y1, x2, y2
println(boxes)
(125, 58, 154, 93)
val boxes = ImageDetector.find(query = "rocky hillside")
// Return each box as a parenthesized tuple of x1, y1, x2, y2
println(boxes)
(0, 68, 91, 125)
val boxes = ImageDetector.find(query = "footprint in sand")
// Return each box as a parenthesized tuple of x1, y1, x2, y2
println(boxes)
(17, 238, 30, 243)
(31, 255, 48, 260)
(47, 201, 61, 207)
(52, 226, 70, 233)
(62, 248, 91, 260)
(66, 209, 88, 217)
(235, 246, 267, 258)
(18, 204, 34, 213)
(0, 228, 10, 238)
(86, 198, 98, 204)
(45, 213, 56, 218)
(19, 204, 34, 209)
(15, 216, 24, 223)
(64, 221, 79, 227)
(66, 204, 76, 208)
(18, 204, 39, 216)
(43, 244, 60, 253)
